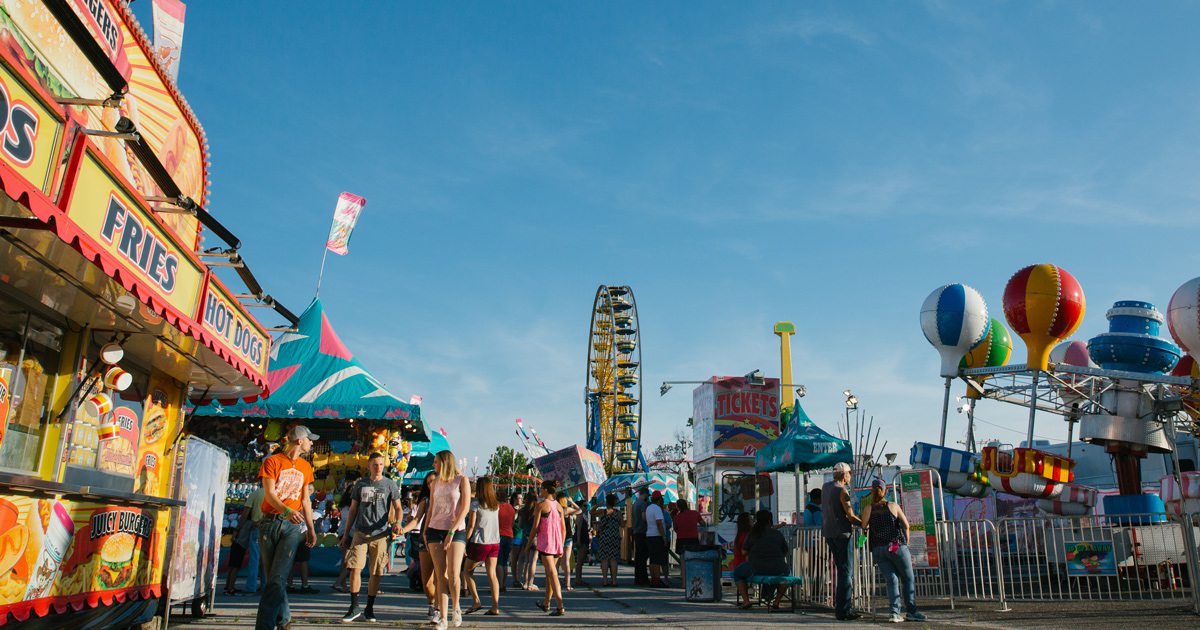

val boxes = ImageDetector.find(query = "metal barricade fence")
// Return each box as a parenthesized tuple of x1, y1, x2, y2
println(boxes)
(993, 512, 1197, 602)
(793, 513, 1200, 612)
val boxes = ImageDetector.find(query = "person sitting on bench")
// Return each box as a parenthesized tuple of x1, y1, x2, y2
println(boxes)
(732, 510, 789, 611)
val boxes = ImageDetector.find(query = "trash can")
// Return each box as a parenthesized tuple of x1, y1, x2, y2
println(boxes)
(682, 544, 723, 602)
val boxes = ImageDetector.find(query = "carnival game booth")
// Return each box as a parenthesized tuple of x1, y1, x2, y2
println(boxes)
(0, 2, 288, 627)
(188, 298, 427, 576)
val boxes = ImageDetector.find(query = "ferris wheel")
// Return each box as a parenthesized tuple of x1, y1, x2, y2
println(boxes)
(585, 285, 643, 475)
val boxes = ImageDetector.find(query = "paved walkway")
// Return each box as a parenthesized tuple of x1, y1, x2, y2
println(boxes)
(168, 564, 1200, 629)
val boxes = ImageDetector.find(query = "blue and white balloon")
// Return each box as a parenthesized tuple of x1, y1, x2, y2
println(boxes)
(921, 284, 990, 377)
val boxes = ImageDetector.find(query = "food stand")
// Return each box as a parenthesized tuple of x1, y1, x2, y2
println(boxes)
(0, 2, 276, 627)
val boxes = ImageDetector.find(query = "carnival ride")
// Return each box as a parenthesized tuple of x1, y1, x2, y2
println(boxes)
(913, 265, 1200, 518)
(585, 285, 644, 475)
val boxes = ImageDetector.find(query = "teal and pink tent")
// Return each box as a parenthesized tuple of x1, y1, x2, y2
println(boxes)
(190, 298, 427, 441)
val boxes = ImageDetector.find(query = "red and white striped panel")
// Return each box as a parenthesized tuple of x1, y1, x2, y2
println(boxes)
(1160, 471, 1200, 502)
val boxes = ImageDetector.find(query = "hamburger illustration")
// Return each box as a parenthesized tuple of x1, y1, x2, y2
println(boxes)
(96, 532, 135, 590)
(143, 390, 168, 445)
(142, 408, 166, 445)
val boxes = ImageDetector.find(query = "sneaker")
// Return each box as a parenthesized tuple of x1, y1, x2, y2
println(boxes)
(342, 606, 363, 623)
(906, 611, 927, 622)
(450, 608, 462, 628)
(889, 613, 904, 623)
(434, 618, 447, 630)
(363, 610, 378, 623)
(431, 609, 442, 624)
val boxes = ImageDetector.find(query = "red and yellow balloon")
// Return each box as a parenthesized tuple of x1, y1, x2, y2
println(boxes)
(1003, 264, 1086, 370)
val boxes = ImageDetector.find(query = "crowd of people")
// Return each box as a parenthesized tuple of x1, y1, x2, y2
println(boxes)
(231, 426, 925, 628)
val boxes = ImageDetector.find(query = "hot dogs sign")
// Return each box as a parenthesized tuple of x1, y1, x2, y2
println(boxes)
(199, 278, 269, 375)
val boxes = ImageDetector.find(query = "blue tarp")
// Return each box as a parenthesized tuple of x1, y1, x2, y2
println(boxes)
(191, 299, 426, 440)
(755, 403, 852, 473)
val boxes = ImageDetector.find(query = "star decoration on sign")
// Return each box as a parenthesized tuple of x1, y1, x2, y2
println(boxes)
(287, 407, 296, 415)
(358, 408, 366, 417)
(215, 405, 224, 414)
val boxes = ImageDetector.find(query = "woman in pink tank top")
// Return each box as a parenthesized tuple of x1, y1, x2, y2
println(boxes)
(528, 479, 566, 616)
(426, 451, 471, 630)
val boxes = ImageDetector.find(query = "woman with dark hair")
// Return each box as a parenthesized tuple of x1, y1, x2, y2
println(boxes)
(517, 490, 541, 590)
(732, 510, 789, 610)
(595, 493, 623, 586)
(331, 489, 356, 592)
(731, 511, 753, 606)
(528, 479, 566, 616)
(409, 472, 439, 622)
(555, 491, 582, 591)
(863, 479, 925, 623)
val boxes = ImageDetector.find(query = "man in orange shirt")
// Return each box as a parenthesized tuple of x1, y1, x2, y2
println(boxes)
(256, 426, 319, 630)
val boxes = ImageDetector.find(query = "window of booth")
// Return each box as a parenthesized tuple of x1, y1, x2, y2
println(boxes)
(0, 301, 64, 473)
(62, 341, 155, 493)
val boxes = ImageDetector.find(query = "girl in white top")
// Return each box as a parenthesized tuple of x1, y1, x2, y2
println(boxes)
(425, 451, 471, 630)
(463, 476, 502, 615)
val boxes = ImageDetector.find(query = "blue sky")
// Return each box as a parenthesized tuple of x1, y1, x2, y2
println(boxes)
(132, 1, 1200, 469)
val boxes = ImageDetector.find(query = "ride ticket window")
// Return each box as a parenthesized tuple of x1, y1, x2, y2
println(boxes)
(0, 300, 64, 474)
(62, 341, 152, 494)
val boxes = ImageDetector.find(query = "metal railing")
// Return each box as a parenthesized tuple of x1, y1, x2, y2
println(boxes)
(788, 512, 1200, 615)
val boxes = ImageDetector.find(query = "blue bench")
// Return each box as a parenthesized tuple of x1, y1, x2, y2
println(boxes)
(747, 575, 804, 612)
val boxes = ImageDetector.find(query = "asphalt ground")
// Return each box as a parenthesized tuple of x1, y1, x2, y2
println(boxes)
(167, 563, 1200, 629)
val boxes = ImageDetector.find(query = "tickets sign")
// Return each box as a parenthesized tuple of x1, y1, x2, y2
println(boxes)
(694, 377, 781, 460)
(198, 278, 269, 376)
(0, 55, 67, 195)
(61, 145, 203, 317)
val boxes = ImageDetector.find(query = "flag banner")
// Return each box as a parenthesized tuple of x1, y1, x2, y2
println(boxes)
(326, 192, 367, 255)
(409, 395, 423, 405)
(151, 0, 187, 82)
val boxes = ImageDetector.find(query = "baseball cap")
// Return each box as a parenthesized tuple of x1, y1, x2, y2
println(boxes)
(651, 490, 663, 501)
(832, 462, 851, 474)
(871, 478, 885, 490)
(288, 425, 320, 442)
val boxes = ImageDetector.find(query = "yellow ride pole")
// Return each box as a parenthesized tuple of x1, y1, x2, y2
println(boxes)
(774, 321, 796, 412)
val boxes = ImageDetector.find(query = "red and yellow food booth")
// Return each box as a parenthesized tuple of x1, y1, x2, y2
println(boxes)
(0, 1, 276, 627)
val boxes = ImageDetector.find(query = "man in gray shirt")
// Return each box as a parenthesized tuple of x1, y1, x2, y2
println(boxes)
(340, 453, 404, 622)
(631, 487, 650, 586)
(822, 462, 862, 621)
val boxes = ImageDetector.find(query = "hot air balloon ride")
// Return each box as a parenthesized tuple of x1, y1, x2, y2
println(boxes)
(971, 264, 1085, 501)
(921, 284, 989, 446)
(1002, 263, 1086, 448)
(1003, 264, 1086, 371)
(921, 284, 990, 378)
